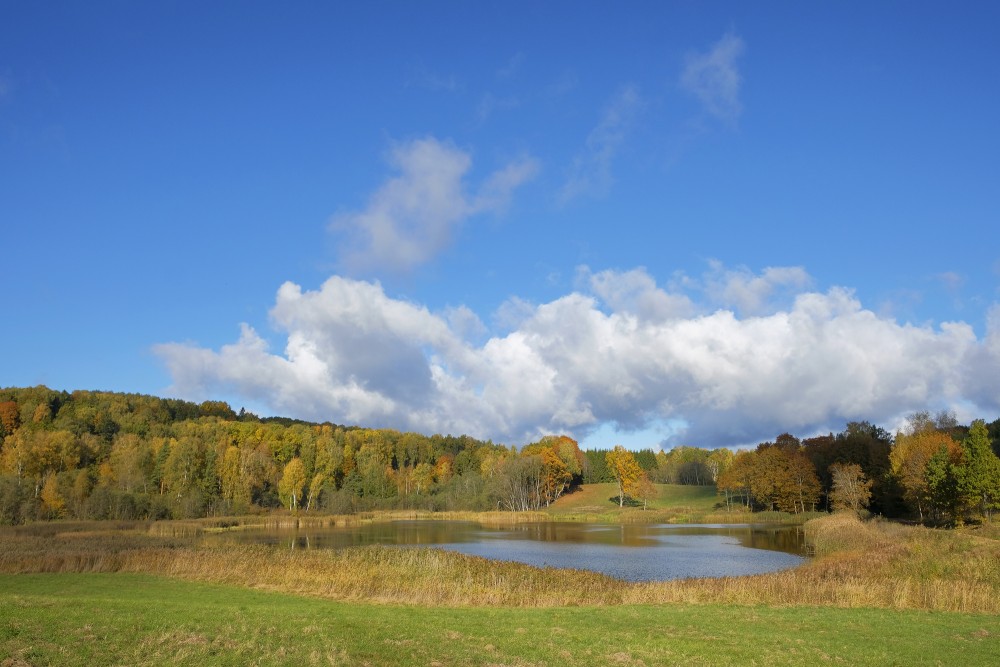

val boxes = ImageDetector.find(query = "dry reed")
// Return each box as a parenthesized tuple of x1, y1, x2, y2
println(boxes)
(2, 513, 997, 613)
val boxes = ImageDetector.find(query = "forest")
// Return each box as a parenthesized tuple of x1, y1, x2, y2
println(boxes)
(1, 385, 998, 526)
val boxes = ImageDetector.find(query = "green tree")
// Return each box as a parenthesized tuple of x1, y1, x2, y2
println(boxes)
(958, 419, 1000, 521)
(584, 449, 612, 483)
(958, 420, 1000, 521)
(925, 446, 962, 524)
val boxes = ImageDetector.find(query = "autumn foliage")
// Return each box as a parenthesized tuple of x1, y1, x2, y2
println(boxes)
(0, 386, 592, 523)
(1, 386, 998, 526)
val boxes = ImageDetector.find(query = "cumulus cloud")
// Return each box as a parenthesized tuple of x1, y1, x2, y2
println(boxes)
(156, 264, 1000, 448)
(680, 32, 745, 122)
(330, 137, 538, 273)
(559, 85, 642, 204)
(582, 266, 695, 322)
(701, 261, 812, 316)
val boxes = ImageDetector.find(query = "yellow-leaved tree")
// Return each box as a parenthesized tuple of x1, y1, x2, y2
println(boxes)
(40, 473, 65, 519)
(890, 428, 960, 522)
(278, 457, 306, 511)
(606, 445, 643, 507)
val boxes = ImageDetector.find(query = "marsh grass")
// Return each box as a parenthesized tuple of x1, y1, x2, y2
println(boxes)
(2, 512, 998, 612)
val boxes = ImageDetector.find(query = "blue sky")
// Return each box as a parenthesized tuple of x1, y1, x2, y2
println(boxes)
(2, 1, 999, 449)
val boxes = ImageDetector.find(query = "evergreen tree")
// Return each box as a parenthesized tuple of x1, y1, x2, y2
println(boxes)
(958, 420, 1000, 521)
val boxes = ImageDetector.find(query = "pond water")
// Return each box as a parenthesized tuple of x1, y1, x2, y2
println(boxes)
(204, 521, 807, 582)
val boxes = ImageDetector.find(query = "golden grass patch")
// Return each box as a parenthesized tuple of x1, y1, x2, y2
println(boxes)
(1, 513, 997, 613)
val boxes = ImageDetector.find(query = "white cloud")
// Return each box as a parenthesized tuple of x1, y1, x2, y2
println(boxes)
(582, 266, 695, 322)
(701, 261, 812, 315)
(680, 32, 745, 122)
(330, 137, 537, 273)
(156, 264, 1000, 447)
(559, 85, 642, 204)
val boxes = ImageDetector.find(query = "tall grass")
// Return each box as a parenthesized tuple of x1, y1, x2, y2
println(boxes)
(2, 513, 997, 613)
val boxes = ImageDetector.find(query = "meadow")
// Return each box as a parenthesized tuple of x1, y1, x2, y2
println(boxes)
(1, 488, 998, 665)
(3, 573, 997, 666)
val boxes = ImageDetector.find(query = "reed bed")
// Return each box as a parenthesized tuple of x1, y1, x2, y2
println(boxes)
(1, 513, 997, 613)
(144, 509, 557, 536)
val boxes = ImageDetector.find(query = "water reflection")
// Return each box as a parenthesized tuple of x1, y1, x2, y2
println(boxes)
(204, 521, 806, 582)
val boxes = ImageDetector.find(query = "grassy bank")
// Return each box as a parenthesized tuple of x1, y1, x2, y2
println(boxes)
(2, 573, 997, 666)
(1, 513, 998, 665)
(132, 483, 816, 532)
(1, 513, 997, 613)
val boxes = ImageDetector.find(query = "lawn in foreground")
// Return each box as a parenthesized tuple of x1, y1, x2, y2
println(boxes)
(2, 573, 996, 666)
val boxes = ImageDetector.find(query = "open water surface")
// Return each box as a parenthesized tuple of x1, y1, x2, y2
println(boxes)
(204, 521, 807, 582)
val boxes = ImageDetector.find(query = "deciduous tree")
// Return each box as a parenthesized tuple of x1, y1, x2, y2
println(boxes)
(0, 401, 20, 436)
(829, 462, 873, 514)
(278, 457, 306, 511)
(606, 446, 642, 507)
(539, 447, 571, 506)
(890, 427, 960, 522)
(635, 474, 658, 510)
(40, 473, 65, 519)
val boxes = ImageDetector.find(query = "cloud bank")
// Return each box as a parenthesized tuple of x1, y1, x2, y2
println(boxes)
(155, 265, 1000, 447)
(330, 137, 538, 273)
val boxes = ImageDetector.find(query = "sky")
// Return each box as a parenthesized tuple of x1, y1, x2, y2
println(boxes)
(2, 1, 999, 450)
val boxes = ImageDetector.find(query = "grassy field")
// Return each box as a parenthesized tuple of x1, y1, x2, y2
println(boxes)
(545, 483, 823, 525)
(2, 496, 999, 665)
(2, 572, 997, 666)
(546, 482, 719, 518)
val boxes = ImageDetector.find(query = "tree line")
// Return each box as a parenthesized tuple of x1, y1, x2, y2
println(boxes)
(581, 414, 1000, 524)
(0, 386, 591, 523)
(1, 386, 997, 525)
(713, 416, 1000, 524)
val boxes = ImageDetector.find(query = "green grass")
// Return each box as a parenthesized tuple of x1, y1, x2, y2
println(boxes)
(2, 573, 997, 666)
(546, 483, 809, 524)
(548, 484, 720, 521)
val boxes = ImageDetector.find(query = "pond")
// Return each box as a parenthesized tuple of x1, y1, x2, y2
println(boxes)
(204, 520, 807, 582)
